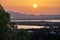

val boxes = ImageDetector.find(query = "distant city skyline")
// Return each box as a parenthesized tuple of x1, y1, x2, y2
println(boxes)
(1, 0, 60, 15)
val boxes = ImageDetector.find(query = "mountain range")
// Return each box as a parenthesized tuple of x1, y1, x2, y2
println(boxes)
(8, 11, 60, 20)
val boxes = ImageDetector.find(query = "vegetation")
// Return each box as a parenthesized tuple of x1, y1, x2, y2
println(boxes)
(0, 4, 10, 40)
(0, 4, 30, 40)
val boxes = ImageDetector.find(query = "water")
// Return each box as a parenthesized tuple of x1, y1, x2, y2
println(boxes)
(17, 25, 45, 29)
(11, 20, 60, 22)
(11, 20, 60, 29)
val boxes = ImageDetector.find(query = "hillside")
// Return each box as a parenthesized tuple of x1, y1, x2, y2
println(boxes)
(8, 12, 60, 20)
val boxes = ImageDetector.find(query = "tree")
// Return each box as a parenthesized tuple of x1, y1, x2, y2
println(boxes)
(0, 4, 30, 40)
(11, 29, 30, 40)
(0, 4, 10, 40)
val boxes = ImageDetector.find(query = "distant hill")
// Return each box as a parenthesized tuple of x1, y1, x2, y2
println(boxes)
(8, 11, 60, 20)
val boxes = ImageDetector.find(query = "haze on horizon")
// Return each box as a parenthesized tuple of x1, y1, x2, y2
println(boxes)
(0, 0, 60, 15)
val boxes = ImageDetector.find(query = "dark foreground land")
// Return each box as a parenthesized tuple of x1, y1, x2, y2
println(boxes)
(10, 21, 60, 40)
(20, 28, 60, 40)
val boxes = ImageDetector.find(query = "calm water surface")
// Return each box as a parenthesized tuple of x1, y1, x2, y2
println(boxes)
(11, 20, 60, 29)
(17, 25, 45, 29)
(11, 20, 60, 22)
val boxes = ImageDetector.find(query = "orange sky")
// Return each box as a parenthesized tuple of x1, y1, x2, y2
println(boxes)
(1, 0, 60, 15)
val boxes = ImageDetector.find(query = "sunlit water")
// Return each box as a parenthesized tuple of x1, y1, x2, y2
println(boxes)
(17, 25, 45, 29)
(11, 20, 60, 22)
(11, 20, 60, 29)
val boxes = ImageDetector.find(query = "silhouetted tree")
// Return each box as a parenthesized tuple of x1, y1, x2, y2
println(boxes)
(11, 30, 30, 40)
(10, 22, 18, 30)
(0, 4, 30, 40)
(0, 4, 10, 40)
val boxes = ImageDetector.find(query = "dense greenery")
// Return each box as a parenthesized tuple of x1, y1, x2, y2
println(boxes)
(0, 5, 30, 40)
(0, 4, 10, 40)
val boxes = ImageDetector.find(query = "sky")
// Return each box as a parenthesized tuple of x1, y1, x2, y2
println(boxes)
(0, 0, 60, 15)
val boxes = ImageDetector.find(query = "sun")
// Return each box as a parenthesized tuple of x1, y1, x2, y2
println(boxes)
(33, 4, 37, 8)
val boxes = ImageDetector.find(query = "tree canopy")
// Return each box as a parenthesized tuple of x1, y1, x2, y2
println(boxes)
(0, 4, 30, 40)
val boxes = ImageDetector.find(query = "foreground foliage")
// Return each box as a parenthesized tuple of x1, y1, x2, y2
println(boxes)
(0, 5, 30, 40)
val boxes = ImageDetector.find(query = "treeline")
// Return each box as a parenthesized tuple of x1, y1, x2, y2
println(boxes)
(0, 5, 30, 40)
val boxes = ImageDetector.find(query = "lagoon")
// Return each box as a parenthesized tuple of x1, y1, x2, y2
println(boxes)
(11, 20, 60, 29)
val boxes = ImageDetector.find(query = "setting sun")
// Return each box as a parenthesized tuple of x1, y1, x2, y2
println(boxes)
(1, 0, 60, 15)
(33, 4, 37, 8)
